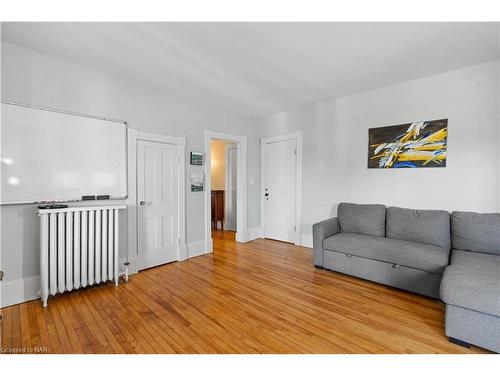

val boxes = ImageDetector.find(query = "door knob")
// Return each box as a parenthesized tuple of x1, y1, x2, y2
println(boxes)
(139, 201, 145, 205)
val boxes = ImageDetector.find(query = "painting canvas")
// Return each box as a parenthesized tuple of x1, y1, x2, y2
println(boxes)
(190, 171, 204, 192)
(190, 152, 204, 165)
(368, 119, 448, 169)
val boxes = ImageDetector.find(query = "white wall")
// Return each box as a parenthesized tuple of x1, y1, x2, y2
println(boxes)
(260, 61, 500, 243)
(0, 42, 261, 305)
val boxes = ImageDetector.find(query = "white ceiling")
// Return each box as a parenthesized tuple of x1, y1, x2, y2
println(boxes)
(2, 22, 499, 117)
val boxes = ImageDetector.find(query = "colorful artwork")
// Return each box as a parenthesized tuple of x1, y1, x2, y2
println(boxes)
(368, 119, 448, 169)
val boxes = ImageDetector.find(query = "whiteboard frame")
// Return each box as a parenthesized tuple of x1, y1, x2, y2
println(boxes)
(0, 100, 129, 205)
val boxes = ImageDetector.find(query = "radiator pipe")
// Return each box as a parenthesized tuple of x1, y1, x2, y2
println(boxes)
(124, 262, 130, 283)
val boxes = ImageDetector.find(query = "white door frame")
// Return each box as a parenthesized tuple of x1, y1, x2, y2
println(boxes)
(127, 129, 186, 272)
(260, 131, 302, 246)
(204, 130, 247, 247)
(224, 143, 237, 231)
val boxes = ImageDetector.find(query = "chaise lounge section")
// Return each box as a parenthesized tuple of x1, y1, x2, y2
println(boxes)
(440, 211, 500, 353)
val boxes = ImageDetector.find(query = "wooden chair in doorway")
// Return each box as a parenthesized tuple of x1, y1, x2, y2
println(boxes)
(211, 190, 224, 230)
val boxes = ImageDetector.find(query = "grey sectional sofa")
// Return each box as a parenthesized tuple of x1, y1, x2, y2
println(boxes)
(313, 203, 500, 353)
(440, 211, 500, 353)
(313, 203, 450, 298)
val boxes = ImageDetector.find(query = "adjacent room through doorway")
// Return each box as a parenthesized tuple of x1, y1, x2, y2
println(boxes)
(210, 140, 237, 240)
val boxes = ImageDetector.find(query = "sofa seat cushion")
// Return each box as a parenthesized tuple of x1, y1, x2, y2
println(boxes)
(337, 202, 386, 237)
(386, 206, 450, 249)
(323, 233, 449, 274)
(452, 211, 500, 255)
(451, 249, 500, 274)
(440, 265, 500, 317)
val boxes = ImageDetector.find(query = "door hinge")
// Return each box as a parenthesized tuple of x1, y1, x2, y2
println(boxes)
(294, 149, 297, 155)
(177, 237, 181, 245)
(294, 226, 296, 232)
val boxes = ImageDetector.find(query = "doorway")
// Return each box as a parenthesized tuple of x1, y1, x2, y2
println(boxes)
(209, 140, 237, 233)
(261, 132, 302, 245)
(204, 130, 247, 249)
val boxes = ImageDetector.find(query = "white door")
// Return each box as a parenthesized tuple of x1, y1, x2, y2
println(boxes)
(262, 138, 296, 243)
(137, 140, 179, 270)
(225, 145, 237, 231)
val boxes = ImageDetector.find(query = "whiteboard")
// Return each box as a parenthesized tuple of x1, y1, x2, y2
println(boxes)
(1, 102, 127, 204)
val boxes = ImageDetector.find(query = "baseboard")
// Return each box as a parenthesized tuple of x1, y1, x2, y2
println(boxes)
(1, 258, 140, 308)
(235, 226, 263, 242)
(1, 275, 40, 308)
(246, 226, 263, 241)
(300, 233, 313, 248)
(235, 227, 307, 245)
(179, 243, 188, 261)
(187, 239, 211, 258)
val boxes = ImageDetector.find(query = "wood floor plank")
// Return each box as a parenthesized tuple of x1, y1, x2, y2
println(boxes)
(26, 302, 41, 352)
(93, 286, 159, 353)
(33, 301, 53, 353)
(42, 304, 63, 353)
(1, 306, 12, 353)
(124, 275, 219, 353)
(54, 298, 84, 354)
(10, 305, 21, 353)
(85, 287, 137, 353)
(19, 303, 33, 352)
(66, 292, 105, 353)
(79, 291, 126, 354)
(99, 285, 170, 353)
(58, 296, 93, 353)
(0, 230, 491, 354)
(50, 298, 77, 353)
(141, 269, 255, 353)
(67, 291, 113, 353)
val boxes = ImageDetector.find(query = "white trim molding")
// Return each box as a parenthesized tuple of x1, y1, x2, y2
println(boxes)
(246, 226, 264, 241)
(127, 129, 187, 271)
(223, 143, 237, 231)
(187, 239, 212, 258)
(204, 130, 248, 246)
(1, 276, 40, 308)
(260, 131, 303, 246)
(299, 233, 313, 248)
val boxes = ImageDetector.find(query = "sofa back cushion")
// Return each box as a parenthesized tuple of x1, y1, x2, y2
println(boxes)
(337, 202, 386, 237)
(386, 206, 450, 248)
(452, 211, 500, 255)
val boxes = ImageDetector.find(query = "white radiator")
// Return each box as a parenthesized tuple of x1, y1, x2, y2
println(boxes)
(38, 205, 126, 307)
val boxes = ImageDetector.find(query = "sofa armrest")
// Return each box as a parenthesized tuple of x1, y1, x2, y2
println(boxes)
(312, 217, 340, 267)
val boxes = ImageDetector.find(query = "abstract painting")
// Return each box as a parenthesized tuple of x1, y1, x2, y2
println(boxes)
(368, 119, 448, 169)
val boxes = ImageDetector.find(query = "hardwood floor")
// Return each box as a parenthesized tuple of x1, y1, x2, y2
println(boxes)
(0, 230, 489, 354)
